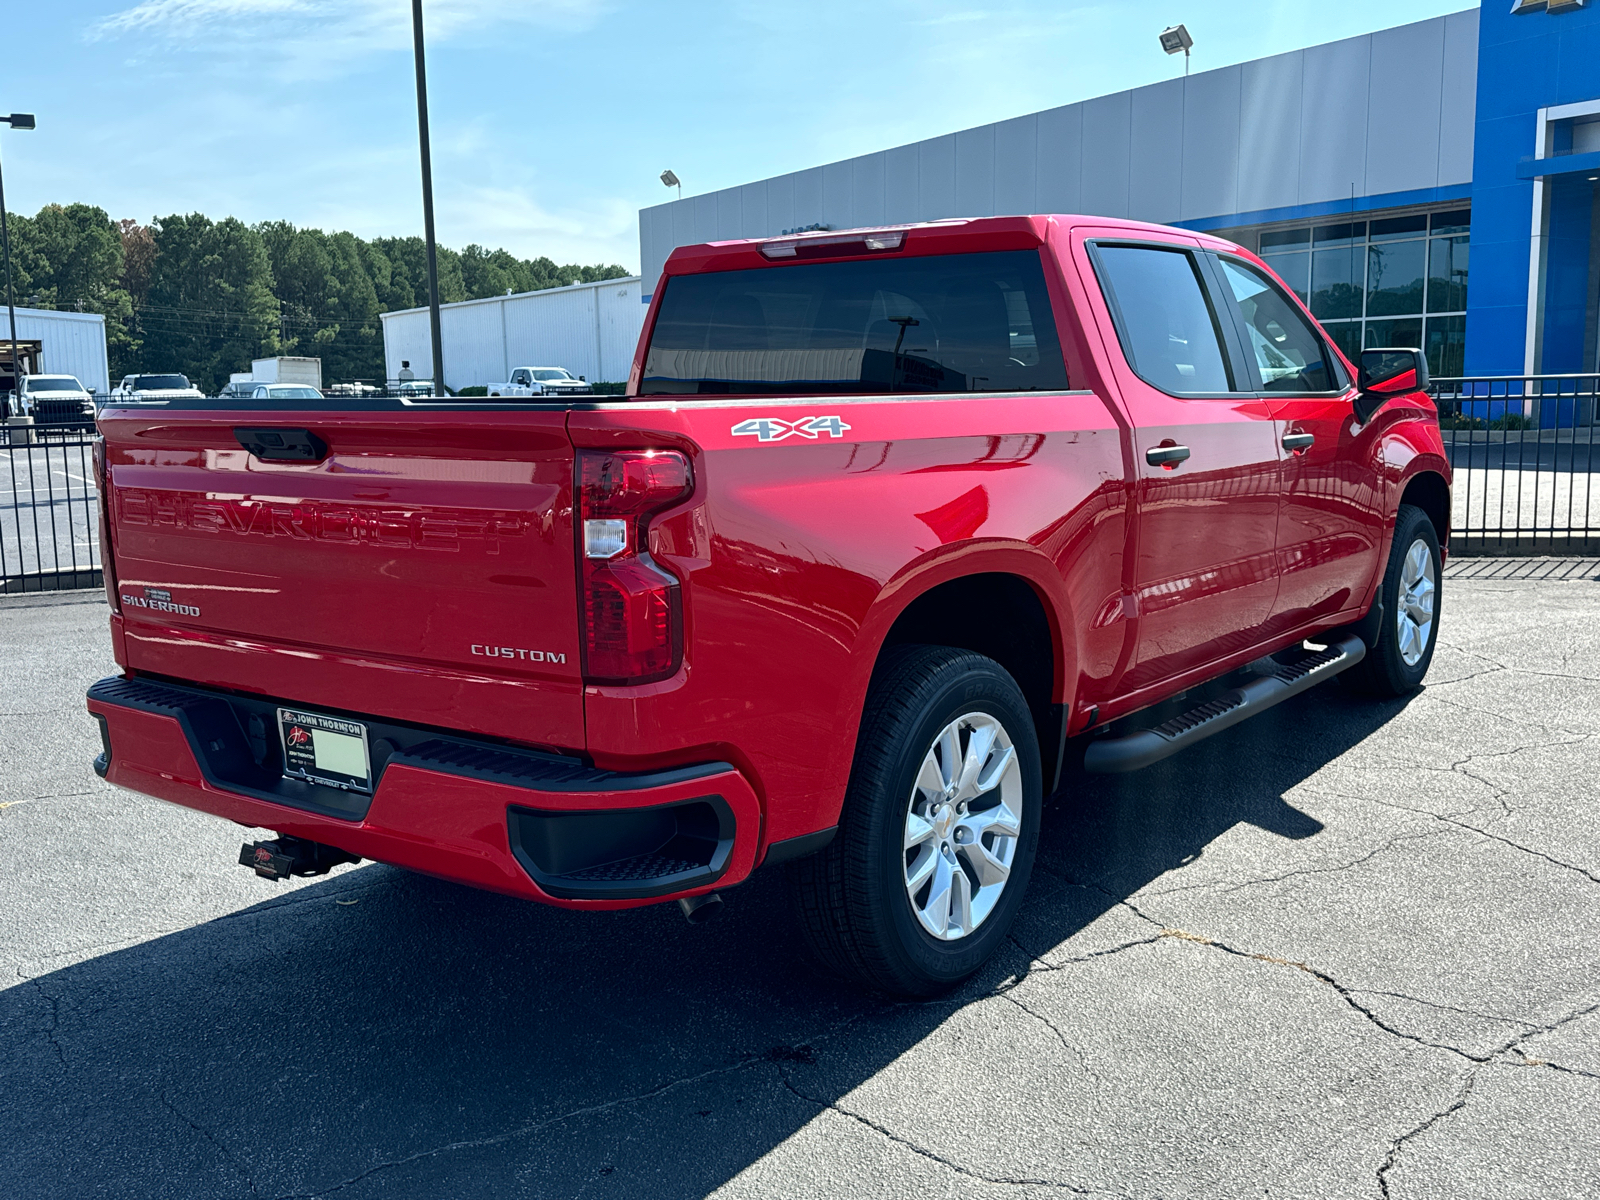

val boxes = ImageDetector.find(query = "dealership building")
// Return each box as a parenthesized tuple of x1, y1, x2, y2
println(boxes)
(638, 2, 1600, 381)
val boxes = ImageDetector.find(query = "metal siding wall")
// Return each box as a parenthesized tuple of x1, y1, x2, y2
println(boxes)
(739, 181, 770, 238)
(794, 166, 825, 228)
(1181, 66, 1242, 222)
(1366, 20, 1446, 196)
(1238, 52, 1305, 213)
(1299, 35, 1371, 206)
(1036, 103, 1084, 214)
(853, 152, 888, 228)
(1438, 10, 1480, 187)
(717, 187, 743, 241)
(14, 310, 110, 392)
(382, 280, 645, 386)
(1080, 92, 1132, 218)
(768, 173, 797, 239)
(823, 159, 855, 230)
(994, 114, 1038, 216)
(884, 143, 920, 223)
(955, 124, 997, 218)
(919, 134, 957, 219)
(1129, 79, 1184, 223)
(633, 12, 1476, 281)
(439, 301, 508, 392)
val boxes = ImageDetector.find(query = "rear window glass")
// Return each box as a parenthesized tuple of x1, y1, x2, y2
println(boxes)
(641, 250, 1068, 395)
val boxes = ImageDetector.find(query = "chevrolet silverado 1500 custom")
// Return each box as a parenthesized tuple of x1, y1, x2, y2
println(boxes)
(85, 216, 1449, 996)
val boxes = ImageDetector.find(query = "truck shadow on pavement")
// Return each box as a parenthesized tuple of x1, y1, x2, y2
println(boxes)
(3, 684, 1412, 1200)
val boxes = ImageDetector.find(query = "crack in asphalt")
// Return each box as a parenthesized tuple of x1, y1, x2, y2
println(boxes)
(777, 1074, 1128, 1196)
(1375, 1073, 1475, 1200)
(1433, 643, 1600, 687)
(1374, 999, 1600, 1197)
(1141, 827, 1453, 898)
(161, 1090, 259, 1197)
(992, 988, 1100, 1081)
(28, 977, 66, 1067)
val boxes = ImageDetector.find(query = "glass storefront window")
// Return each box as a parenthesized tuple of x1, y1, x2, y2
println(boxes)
(1367, 239, 1427, 316)
(1245, 205, 1469, 375)
(1261, 250, 1309, 304)
(1311, 243, 1364, 320)
(1424, 314, 1466, 377)
(1364, 317, 1424, 352)
(1427, 236, 1469, 313)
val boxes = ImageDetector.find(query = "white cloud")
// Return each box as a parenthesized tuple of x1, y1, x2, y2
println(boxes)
(87, 0, 609, 71)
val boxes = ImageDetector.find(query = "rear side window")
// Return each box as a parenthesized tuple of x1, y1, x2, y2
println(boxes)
(1217, 258, 1336, 392)
(1092, 245, 1233, 394)
(640, 250, 1069, 395)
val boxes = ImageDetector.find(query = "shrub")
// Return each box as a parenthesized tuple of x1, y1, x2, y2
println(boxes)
(455, 385, 488, 397)
(588, 381, 627, 395)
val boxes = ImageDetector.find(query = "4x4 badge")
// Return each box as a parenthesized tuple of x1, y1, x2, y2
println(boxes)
(732, 416, 852, 443)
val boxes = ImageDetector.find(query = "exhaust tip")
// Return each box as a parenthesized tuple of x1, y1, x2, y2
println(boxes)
(678, 891, 724, 924)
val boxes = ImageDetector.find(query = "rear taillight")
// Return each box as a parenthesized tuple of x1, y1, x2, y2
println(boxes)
(92, 437, 119, 612)
(576, 449, 692, 684)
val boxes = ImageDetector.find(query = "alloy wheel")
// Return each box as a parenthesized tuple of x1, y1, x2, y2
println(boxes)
(1396, 537, 1436, 667)
(902, 712, 1023, 941)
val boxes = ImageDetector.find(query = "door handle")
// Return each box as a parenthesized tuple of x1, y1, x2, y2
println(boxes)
(1145, 444, 1191, 468)
(1282, 432, 1315, 454)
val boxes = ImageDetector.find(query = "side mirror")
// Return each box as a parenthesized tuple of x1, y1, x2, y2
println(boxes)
(579, 375, 586, 382)
(1354, 347, 1428, 424)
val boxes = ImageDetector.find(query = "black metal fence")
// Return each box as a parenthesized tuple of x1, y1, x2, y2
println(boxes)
(0, 422, 102, 593)
(1430, 375, 1599, 555)
(2, 377, 1596, 594)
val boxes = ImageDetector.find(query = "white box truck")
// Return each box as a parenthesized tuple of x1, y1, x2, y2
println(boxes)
(250, 357, 322, 388)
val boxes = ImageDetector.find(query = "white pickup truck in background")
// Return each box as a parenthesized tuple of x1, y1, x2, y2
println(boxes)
(487, 367, 591, 398)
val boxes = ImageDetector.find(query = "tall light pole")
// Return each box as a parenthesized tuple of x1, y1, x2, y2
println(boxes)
(411, 0, 445, 396)
(0, 113, 36, 417)
(1159, 25, 1193, 77)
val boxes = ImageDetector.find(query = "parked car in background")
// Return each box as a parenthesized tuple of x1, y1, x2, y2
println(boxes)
(14, 375, 97, 428)
(488, 367, 591, 398)
(111, 374, 205, 403)
(394, 380, 439, 399)
(216, 381, 257, 400)
(250, 384, 325, 401)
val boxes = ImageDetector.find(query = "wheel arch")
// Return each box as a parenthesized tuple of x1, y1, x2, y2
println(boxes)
(857, 555, 1074, 795)
(1399, 469, 1451, 548)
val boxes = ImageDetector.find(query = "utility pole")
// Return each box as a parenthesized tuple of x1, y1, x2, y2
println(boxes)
(411, 0, 445, 396)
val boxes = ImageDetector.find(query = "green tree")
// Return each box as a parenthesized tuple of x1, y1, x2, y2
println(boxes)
(141, 213, 280, 392)
(6, 204, 140, 377)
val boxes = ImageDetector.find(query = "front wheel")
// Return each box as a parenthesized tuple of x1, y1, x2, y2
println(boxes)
(786, 646, 1042, 997)
(1345, 503, 1441, 697)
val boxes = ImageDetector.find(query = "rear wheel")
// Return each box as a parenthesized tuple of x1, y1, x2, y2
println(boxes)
(786, 646, 1041, 997)
(1345, 503, 1441, 697)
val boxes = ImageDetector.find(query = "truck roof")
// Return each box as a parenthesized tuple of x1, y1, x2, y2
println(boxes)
(661, 214, 1245, 277)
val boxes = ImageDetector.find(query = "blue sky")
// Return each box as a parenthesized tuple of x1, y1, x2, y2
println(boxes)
(4, 1, 1472, 273)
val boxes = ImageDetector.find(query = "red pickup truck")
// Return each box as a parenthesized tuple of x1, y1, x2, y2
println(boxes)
(86, 216, 1449, 996)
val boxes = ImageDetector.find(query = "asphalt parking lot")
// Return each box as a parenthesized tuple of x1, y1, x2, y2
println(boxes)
(3, 562, 1598, 1200)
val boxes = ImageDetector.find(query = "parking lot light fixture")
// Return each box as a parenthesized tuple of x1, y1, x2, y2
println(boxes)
(1159, 25, 1194, 76)
(661, 169, 682, 200)
(0, 113, 37, 417)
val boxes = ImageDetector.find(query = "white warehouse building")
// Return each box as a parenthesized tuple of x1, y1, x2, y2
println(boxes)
(0, 306, 111, 394)
(379, 276, 645, 392)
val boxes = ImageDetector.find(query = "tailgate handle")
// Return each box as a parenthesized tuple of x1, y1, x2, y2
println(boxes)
(234, 427, 328, 462)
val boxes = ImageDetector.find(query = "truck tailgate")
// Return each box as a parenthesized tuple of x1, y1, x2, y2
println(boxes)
(100, 408, 584, 751)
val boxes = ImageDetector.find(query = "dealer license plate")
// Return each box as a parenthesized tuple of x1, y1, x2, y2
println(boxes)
(278, 708, 373, 793)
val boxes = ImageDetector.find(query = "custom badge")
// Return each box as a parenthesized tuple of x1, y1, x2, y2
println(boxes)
(732, 415, 852, 443)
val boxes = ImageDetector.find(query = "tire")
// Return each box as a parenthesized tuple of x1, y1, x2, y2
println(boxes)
(786, 645, 1042, 997)
(1344, 503, 1441, 697)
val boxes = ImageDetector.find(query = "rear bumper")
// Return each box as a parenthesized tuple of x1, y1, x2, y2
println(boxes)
(86, 675, 762, 909)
